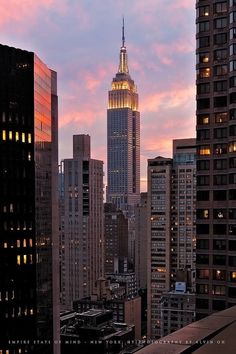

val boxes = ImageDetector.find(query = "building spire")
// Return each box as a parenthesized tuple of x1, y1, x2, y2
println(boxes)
(122, 16, 125, 47)
(118, 17, 129, 74)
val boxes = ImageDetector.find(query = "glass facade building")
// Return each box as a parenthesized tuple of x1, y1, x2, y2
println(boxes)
(0, 44, 59, 353)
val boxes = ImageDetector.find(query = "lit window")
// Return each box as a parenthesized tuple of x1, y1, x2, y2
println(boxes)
(232, 271, 236, 279)
(28, 133, 32, 143)
(229, 141, 236, 152)
(9, 131, 12, 140)
(23, 255, 27, 264)
(29, 239, 33, 247)
(17, 255, 21, 265)
(2, 130, 6, 140)
(15, 132, 19, 141)
(22, 132, 25, 143)
(29, 254, 33, 264)
(17, 240, 20, 248)
(199, 146, 211, 155)
(5, 291, 8, 301)
(4, 242, 7, 248)
(10, 203, 13, 213)
(30, 308, 34, 315)
(28, 152, 31, 161)
(23, 239, 27, 247)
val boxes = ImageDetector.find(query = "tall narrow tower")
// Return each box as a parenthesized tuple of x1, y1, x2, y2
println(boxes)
(107, 19, 140, 213)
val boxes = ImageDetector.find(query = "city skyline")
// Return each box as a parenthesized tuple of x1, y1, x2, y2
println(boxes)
(0, 0, 195, 190)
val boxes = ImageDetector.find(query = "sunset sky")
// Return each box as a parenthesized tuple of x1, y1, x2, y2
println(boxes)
(0, 0, 196, 190)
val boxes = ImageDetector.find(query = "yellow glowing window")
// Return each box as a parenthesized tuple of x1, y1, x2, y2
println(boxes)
(22, 132, 25, 143)
(202, 116, 209, 124)
(9, 131, 12, 140)
(28, 133, 32, 143)
(199, 146, 211, 155)
(15, 132, 19, 141)
(17, 255, 21, 265)
(2, 130, 6, 140)
(17, 240, 20, 248)
(232, 272, 236, 279)
(23, 255, 27, 264)
(4, 242, 7, 249)
(229, 142, 236, 152)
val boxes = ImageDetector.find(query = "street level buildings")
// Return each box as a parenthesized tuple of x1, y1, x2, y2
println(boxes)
(107, 20, 140, 214)
(196, 0, 236, 318)
(0, 44, 60, 354)
(60, 135, 104, 309)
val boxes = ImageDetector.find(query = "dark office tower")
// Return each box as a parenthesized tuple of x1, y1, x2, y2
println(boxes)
(0, 44, 60, 354)
(107, 19, 140, 213)
(104, 203, 128, 274)
(196, 0, 236, 319)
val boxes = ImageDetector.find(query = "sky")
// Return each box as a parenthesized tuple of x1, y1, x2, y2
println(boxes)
(0, 0, 196, 191)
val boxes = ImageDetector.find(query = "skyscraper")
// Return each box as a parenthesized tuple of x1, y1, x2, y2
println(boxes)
(60, 135, 104, 309)
(147, 139, 196, 339)
(196, 0, 236, 318)
(107, 19, 140, 213)
(0, 44, 60, 353)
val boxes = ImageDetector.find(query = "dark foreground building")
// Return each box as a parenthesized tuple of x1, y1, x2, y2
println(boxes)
(0, 44, 60, 353)
(196, 0, 236, 318)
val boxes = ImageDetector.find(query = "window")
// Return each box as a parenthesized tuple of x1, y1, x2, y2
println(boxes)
(197, 98, 210, 109)
(229, 240, 236, 250)
(214, 17, 227, 29)
(212, 286, 226, 296)
(197, 269, 209, 279)
(229, 141, 236, 152)
(197, 83, 210, 94)
(214, 48, 227, 61)
(213, 209, 227, 219)
(230, 60, 236, 72)
(230, 44, 236, 57)
(213, 269, 226, 280)
(230, 271, 236, 281)
(197, 209, 209, 219)
(197, 6, 209, 17)
(230, 126, 236, 136)
(197, 284, 209, 294)
(230, 0, 236, 6)
(214, 127, 227, 138)
(197, 52, 210, 64)
(196, 299, 209, 309)
(197, 114, 209, 125)
(214, 81, 227, 92)
(230, 11, 236, 23)
(214, 143, 227, 154)
(196, 254, 209, 264)
(214, 2, 227, 14)
(213, 300, 225, 311)
(214, 159, 227, 170)
(229, 287, 236, 298)
(229, 209, 236, 219)
(230, 157, 236, 167)
(214, 65, 227, 76)
(197, 129, 210, 140)
(197, 36, 210, 48)
(197, 21, 210, 32)
(215, 112, 228, 123)
(213, 255, 226, 265)
(197, 175, 210, 186)
(229, 189, 236, 199)
(213, 224, 227, 235)
(229, 224, 236, 235)
(197, 190, 209, 201)
(229, 256, 236, 266)
(198, 68, 210, 78)
(230, 77, 236, 88)
(196, 224, 209, 234)
(213, 190, 227, 200)
(230, 28, 236, 39)
(197, 239, 209, 249)
(214, 33, 227, 45)
(199, 145, 211, 155)
(214, 174, 227, 185)
(213, 239, 226, 250)
(230, 93, 236, 104)
(214, 96, 227, 107)
(197, 160, 210, 170)
(230, 109, 236, 120)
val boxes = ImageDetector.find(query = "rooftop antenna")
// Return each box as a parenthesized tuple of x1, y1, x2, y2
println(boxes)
(122, 16, 125, 47)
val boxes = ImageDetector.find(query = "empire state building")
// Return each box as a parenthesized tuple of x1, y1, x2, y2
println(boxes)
(107, 20, 140, 213)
